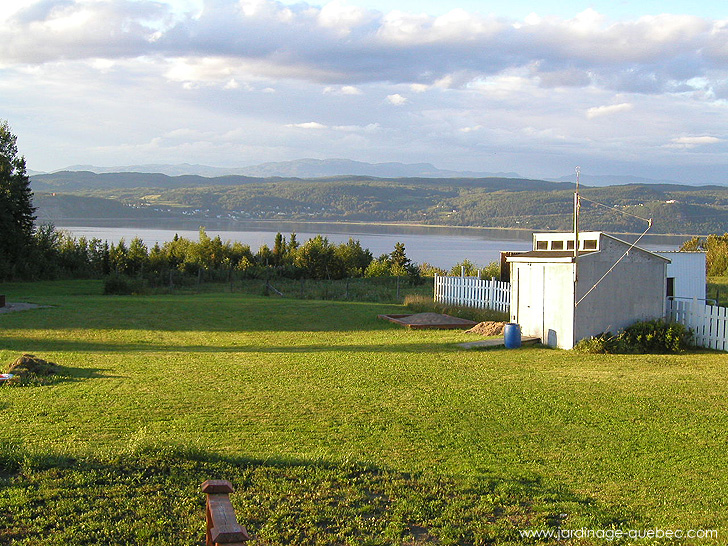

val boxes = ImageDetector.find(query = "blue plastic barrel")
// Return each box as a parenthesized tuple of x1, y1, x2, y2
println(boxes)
(503, 323, 522, 349)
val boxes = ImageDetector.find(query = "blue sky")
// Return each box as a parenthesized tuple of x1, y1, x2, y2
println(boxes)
(299, 0, 728, 19)
(2, 0, 728, 183)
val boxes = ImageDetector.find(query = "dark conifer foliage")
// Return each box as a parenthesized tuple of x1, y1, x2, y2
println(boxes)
(0, 120, 36, 279)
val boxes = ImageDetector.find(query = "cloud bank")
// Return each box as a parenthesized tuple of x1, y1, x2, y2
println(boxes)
(2, 1, 726, 94)
(1, 0, 727, 182)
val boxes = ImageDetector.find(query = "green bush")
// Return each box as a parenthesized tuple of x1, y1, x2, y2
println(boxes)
(573, 319, 693, 354)
(572, 332, 617, 354)
(103, 274, 147, 295)
(619, 319, 693, 353)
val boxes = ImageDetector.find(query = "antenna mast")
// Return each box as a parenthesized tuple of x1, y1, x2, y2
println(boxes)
(574, 166, 580, 260)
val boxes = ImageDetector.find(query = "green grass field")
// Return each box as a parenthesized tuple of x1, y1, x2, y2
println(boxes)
(0, 281, 726, 545)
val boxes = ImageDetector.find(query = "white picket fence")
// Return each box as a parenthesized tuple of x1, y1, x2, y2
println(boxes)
(666, 298, 728, 351)
(433, 274, 510, 313)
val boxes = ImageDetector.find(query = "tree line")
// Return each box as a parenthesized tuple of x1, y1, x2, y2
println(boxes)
(0, 120, 427, 285)
(15, 225, 426, 286)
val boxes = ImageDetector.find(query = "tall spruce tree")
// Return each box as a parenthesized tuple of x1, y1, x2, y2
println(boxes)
(0, 120, 36, 278)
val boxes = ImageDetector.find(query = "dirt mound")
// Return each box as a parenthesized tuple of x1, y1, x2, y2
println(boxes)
(7, 354, 59, 377)
(465, 321, 507, 336)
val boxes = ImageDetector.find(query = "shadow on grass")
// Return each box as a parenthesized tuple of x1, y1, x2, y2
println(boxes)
(0, 336, 465, 355)
(0, 443, 641, 546)
(0, 295, 409, 333)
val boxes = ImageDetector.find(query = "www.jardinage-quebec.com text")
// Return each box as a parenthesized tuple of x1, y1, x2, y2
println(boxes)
(518, 527, 718, 541)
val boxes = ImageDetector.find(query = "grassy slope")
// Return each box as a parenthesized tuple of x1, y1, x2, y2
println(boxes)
(0, 281, 726, 544)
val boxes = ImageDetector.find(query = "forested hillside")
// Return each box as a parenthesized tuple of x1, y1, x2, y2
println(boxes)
(32, 171, 728, 234)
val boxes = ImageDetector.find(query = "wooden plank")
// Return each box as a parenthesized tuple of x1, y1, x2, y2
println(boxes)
(202, 480, 234, 495)
(202, 481, 251, 545)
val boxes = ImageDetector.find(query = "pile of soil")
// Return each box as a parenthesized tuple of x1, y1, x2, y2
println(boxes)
(7, 354, 59, 378)
(465, 321, 507, 336)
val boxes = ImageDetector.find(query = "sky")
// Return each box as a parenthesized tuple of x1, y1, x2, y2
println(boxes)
(2, 0, 728, 183)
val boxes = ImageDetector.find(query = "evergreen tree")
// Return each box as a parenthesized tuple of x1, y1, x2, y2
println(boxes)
(272, 232, 285, 266)
(0, 120, 36, 278)
(389, 242, 410, 277)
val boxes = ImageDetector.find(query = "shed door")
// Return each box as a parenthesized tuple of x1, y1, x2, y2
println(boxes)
(517, 263, 545, 340)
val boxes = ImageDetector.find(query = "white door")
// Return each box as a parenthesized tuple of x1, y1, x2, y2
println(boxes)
(517, 263, 545, 340)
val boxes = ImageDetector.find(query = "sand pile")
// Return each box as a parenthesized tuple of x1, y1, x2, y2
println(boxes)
(465, 321, 507, 336)
(396, 313, 475, 326)
(378, 313, 478, 329)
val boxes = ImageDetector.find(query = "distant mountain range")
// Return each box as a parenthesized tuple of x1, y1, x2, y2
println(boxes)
(39, 158, 725, 187)
(54, 158, 522, 180)
(31, 171, 728, 234)
(547, 173, 686, 187)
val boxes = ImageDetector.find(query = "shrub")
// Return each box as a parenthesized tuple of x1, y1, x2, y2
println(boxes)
(103, 274, 147, 295)
(572, 332, 617, 354)
(618, 319, 693, 354)
(573, 320, 693, 354)
(449, 260, 500, 278)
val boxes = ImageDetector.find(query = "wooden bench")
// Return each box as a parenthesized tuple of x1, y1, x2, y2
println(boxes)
(201, 480, 250, 545)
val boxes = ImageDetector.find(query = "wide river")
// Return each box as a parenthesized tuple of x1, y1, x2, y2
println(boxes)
(56, 221, 687, 271)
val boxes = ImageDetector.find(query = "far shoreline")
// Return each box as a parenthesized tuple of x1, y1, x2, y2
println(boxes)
(45, 217, 701, 244)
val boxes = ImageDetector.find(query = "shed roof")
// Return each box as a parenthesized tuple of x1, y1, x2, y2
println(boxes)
(507, 250, 595, 263)
(507, 232, 671, 263)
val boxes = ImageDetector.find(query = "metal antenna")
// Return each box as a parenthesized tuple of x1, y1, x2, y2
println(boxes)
(574, 166, 580, 260)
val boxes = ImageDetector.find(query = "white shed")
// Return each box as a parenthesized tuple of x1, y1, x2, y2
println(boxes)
(653, 251, 706, 302)
(507, 232, 670, 349)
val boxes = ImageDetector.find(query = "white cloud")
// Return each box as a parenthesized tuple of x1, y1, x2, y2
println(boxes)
(324, 85, 363, 95)
(317, 0, 370, 35)
(586, 103, 634, 119)
(386, 93, 408, 105)
(287, 121, 328, 129)
(0, 0, 724, 96)
(332, 123, 380, 132)
(666, 136, 722, 148)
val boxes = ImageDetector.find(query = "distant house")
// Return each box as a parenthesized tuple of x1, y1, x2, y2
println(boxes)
(507, 232, 670, 349)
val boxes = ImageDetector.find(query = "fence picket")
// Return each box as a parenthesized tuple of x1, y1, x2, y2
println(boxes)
(433, 275, 510, 313)
(666, 299, 728, 352)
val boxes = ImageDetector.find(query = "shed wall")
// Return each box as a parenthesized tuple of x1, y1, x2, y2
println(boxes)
(574, 239, 666, 343)
(655, 251, 706, 301)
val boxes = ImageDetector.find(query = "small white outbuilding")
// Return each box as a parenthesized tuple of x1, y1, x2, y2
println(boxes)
(654, 251, 707, 302)
(507, 231, 670, 349)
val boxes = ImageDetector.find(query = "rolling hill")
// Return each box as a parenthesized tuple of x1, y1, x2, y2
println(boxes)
(30, 171, 728, 235)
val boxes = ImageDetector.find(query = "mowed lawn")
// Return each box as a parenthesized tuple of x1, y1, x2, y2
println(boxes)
(0, 280, 727, 545)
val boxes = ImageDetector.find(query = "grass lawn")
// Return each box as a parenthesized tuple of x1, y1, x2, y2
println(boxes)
(0, 280, 726, 545)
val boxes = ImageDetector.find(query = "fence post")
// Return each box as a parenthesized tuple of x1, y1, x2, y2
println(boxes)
(201, 480, 250, 546)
